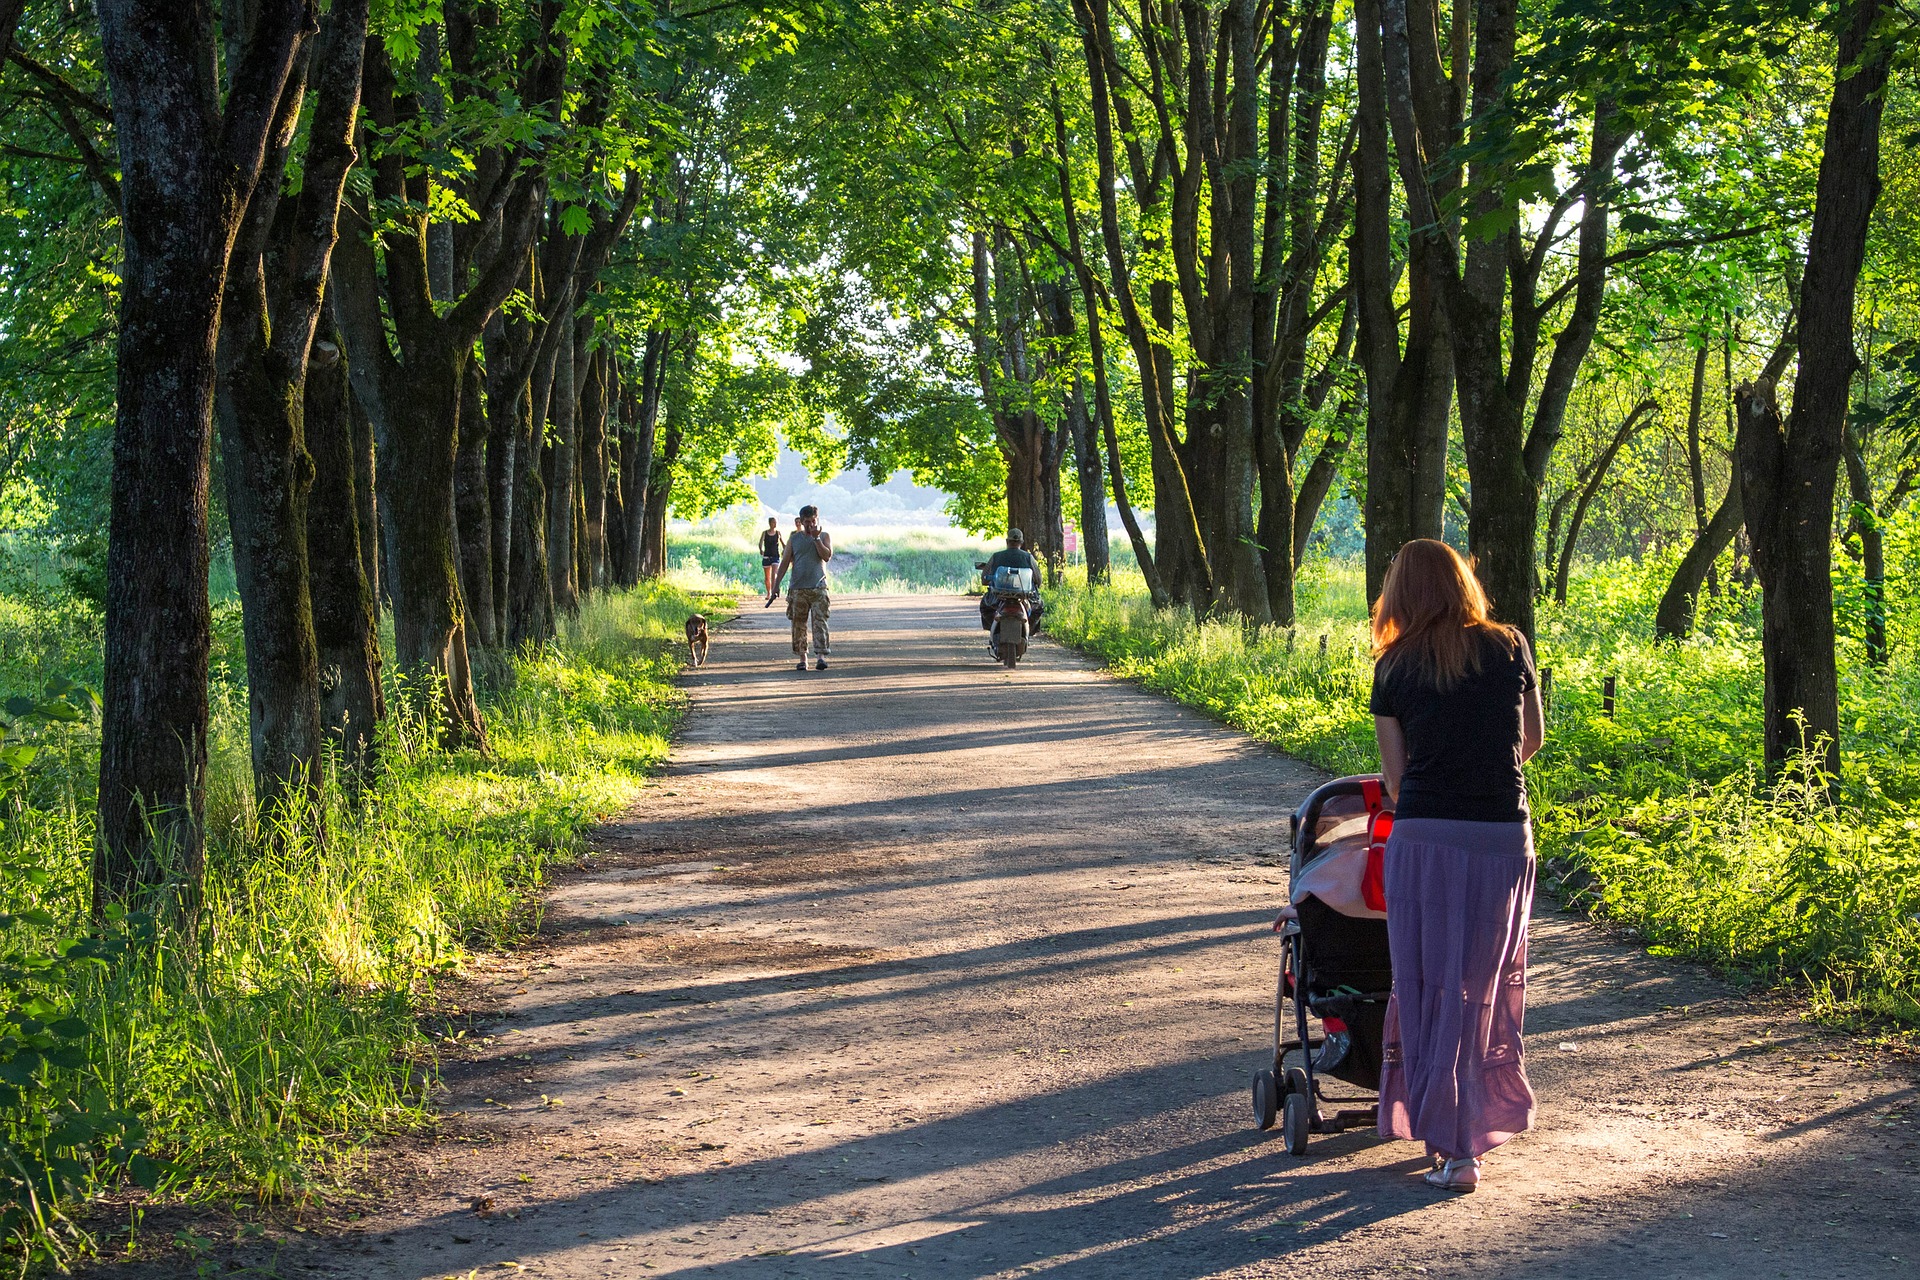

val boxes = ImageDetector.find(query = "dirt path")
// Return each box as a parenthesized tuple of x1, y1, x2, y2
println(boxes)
(290, 597, 1916, 1277)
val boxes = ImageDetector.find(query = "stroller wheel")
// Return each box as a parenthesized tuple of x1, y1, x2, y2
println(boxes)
(1251, 1070, 1279, 1131)
(1284, 1066, 1312, 1103)
(1282, 1091, 1312, 1156)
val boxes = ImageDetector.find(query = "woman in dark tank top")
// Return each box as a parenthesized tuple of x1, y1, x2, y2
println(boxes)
(1369, 539, 1545, 1193)
(758, 517, 784, 604)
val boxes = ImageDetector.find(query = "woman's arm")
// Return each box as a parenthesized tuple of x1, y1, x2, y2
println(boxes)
(1520, 683, 1545, 763)
(1374, 715, 1407, 803)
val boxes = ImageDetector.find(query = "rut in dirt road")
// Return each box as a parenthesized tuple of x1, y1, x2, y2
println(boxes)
(308, 596, 1913, 1280)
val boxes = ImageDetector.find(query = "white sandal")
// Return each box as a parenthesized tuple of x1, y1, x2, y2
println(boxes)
(1422, 1156, 1481, 1193)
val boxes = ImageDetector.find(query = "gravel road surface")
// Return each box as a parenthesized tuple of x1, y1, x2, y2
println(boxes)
(193, 595, 1920, 1278)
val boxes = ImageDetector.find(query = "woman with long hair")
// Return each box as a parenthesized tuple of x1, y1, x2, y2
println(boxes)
(1369, 539, 1545, 1192)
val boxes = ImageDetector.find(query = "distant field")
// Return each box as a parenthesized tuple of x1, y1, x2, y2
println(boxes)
(668, 521, 1143, 595)
(670, 525, 994, 594)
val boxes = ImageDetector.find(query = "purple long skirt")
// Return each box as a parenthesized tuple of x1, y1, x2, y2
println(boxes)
(1377, 817, 1536, 1159)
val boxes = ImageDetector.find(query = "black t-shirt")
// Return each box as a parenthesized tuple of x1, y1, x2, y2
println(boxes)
(759, 530, 782, 559)
(1368, 627, 1537, 824)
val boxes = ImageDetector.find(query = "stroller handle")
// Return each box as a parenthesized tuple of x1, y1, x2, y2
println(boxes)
(1291, 774, 1386, 842)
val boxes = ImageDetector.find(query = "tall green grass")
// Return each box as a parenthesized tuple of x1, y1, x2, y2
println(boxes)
(0, 579, 723, 1269)
(1046, 559, 1920, 1028)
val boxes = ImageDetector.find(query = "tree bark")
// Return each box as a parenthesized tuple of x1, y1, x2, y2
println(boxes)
(1686, 343, 1711, 535)
(1552, 397, 1656, 604)
(454, 360, 496, 647)
(1841, 426, 1888, 666)
(579, 341, 609, 593)
(1355, 0, 1450, 600)
(304, 324, 383, 781)
(214, 0, 370, 828)
(545, 308, 578, 614)
(1292, 405, 1357, 567)
(1047, 75, 1146, 595)
(619, 329, 665, 586)
(0, 0, 28, 67)
(1071, 0, 1213, 610)
(330, 10, 559, 744)
(1653, 468, 1743, 642)
(506, 226, 579, 645)
(482, 311, 522, 641)
(639, 416, 683, 579)
(352, 386, 379, 613)
(93, 0, 311, 913)
(1063, 379, 1109, 582)
(1736, 0, 1888, 783)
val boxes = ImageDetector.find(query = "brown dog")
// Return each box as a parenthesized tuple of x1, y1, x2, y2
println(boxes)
(684, 614, 710, 667)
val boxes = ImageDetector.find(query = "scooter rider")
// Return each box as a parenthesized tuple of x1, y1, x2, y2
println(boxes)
(979, 528, 1044, 633)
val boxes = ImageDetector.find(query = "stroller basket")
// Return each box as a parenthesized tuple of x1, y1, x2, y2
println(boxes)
(1254, 775, 1394, 1155)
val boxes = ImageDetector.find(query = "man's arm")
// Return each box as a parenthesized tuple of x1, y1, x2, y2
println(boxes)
(772, 541, 795, 593)
(814, 529, 832, 561)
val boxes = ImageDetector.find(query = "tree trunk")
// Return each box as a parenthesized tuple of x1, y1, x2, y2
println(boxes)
(579, 342, 609, 593)
(93, 0, 310, 914)
(1063, 379, 1109, 582)
(1735, 0, 1888, 783)
(330, 13, 557, 740)
(216, 349, 326, 830)
(1441, 0, 1618, 640)
(1686, 343, 1710, 535)
(1250, 405, 1296, 624)
(605, 423, 628, 585)
(1354, 0, 1450, 600)
(482, 312, 522, 641)
(546, 311, 578, 614)
(304, 328, 383, 781)
(639, 420, 682, 579)
(454, 360, 496, 647)
(1292, 404, 1357, 567)
(1071, 0, 1211, 609)
(1653, 470, 1743, 642)
(619, 329, 665, 587)
(1552, 398, 1655, 603)
(376, 340, 488, 748)
(1841, 427, 1888, 666)
(353, 388, 379, 614)
(213, 0, 370, 831)
(1047, 77, 1138, 594)
(506, 238, 578, 646)
(1685, 339, 1719, 597)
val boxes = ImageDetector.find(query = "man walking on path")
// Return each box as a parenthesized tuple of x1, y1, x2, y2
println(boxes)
(773, 505, 833, 670)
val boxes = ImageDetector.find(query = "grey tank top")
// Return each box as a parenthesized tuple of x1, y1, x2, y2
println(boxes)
(788, 533, 829, 589)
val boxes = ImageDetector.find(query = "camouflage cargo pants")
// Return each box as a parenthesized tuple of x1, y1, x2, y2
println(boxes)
(786, 587, 830, 658)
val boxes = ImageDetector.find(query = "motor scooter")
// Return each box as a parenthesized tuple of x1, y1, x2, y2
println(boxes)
(976, 563, 1040, 668)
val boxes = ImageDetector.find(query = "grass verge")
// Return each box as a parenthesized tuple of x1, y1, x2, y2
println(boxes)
(0, 579, 727, 1270)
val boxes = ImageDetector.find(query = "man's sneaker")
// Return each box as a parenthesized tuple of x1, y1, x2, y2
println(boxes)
(813, 658, 828, 670)
(795, 661, 807, 671)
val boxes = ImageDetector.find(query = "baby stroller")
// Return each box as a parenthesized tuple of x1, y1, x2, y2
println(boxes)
(1251, 774, 1394, 1155)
